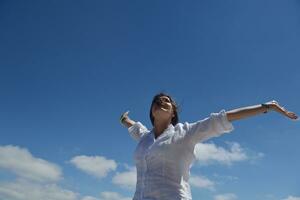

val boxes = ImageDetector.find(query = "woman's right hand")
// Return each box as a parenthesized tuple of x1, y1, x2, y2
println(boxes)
(120, 111, 136, 128)
(120, 111, 130, 123)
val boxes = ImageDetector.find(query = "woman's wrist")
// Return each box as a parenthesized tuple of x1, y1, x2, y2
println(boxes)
(261, 100, 278, 114)
(261, 103, 270, 113)
(121, 117, 136, 128)
(261, 103, 276, 113)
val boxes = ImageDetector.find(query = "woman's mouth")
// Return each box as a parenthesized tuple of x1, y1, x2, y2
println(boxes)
(160, 107, 168, 112)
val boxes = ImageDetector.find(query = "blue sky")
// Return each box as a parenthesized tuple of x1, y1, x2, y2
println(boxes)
(0, 1, 300, 200)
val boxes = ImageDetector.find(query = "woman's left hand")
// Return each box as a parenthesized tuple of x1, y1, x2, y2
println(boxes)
(266, 100, 298, 120)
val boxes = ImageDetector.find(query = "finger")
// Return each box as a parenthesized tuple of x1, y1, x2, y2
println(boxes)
(289, 112, 297, 116)
(288, 114, 295, 118)
(291, 115, 298, 120)
(289, 113, 298, 119)
(120, 110, 130, 120)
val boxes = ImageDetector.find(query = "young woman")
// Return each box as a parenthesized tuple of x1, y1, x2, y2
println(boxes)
(120, 93, 298, 200)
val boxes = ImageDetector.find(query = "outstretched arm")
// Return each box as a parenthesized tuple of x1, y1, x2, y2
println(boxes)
(226, 100, 298, 122)
(120, 111, 149, 141)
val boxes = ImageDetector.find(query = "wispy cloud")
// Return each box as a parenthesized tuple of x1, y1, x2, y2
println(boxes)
(194, 142, 263, 165)
(0, 145, 132, 200)
(0, 179, 78, 200)
(189, 175, 215, 191)
(81, 196, 99, 200)
(282, 196, 300, 200)
(81, 191, 132, 200)
(214, 193, 237, 200)
(0, 145, 62, 182)
(70, 155, 117, 179)
(112, 167, 136, 190)
(212, 173, 239, 182)
(99, 191, 131, 200)
(0, 145, 79, 200)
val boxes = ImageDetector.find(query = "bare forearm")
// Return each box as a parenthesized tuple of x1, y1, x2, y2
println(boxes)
(226, 104, 269, 121)
(122, 118, 136, 128)
(226, 99, 298, 122)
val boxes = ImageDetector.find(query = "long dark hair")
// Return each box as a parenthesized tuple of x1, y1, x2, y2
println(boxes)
(149, 93, 179, 126)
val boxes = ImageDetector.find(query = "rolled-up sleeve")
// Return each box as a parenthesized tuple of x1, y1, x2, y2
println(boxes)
(184, 109, 234, 145)
(128, 121, 149, 141)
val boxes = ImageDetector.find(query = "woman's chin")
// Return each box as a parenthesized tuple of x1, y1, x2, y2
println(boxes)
(152, 107, 172, 120)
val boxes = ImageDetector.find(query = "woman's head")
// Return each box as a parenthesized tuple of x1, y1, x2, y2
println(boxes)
(149, 93, 179, 126)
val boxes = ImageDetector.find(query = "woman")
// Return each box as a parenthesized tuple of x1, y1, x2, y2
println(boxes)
(120, 93, 298, 200)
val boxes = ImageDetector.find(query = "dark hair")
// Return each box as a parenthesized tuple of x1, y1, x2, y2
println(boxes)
(149, 93, 179, 126)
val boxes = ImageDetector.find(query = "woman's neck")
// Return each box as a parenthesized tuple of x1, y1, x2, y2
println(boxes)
(153, 120, 171, 139)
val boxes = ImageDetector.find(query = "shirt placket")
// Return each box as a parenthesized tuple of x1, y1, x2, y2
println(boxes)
(140, 153, 146, 199)
(141, 138, 153, 199)
(140, 127, 171, 199)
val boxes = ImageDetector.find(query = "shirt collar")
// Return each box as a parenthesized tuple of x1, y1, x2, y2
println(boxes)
(151, 124, 174, 140)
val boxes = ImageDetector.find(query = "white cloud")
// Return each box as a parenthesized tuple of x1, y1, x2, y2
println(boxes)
(70, 155, 117, 178)
(100, 191, 131, 200)
(189, 175, 215, 191)
(212, 173, 239, 182)
(214, 193, 237, 200)
(0, 145, 126, 200)
(0, 145, 62, 182)
(81, 196, 99, 200)
(194, 142, 248, 165)
(282, 196, 300, 200)
(112, 167, 136, 190)
(0, 179, 78, 200)
(264, 193, 276, 200)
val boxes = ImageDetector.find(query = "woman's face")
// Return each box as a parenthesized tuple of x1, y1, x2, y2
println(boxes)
(151, 96, 175, 122)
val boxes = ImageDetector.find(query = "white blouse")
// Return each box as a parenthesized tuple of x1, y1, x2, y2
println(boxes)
(128, 109, 234, 200)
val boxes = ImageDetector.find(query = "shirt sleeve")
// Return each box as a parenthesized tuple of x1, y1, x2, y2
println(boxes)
(128, 121, 149, 141)
(183, 109, 234, 145)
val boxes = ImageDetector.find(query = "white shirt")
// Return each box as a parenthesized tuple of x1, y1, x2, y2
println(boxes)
(128, 109, 234, 200)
